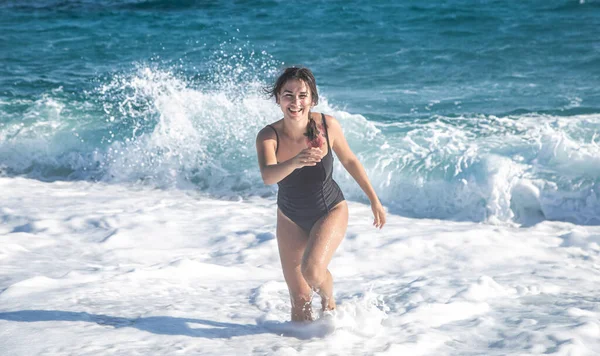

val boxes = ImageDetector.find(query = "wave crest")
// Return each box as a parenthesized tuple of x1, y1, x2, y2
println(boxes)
(2, 62, 600, 225)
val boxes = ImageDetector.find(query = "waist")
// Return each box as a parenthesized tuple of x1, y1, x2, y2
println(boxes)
(277, 179, 344, 213)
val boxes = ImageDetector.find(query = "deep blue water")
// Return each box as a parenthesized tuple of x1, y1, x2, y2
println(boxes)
(1, 0, 600, 224)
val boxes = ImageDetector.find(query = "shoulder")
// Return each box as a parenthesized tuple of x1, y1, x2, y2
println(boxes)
(311, 112, 335, 125)
(256, 121, 280, 142)
(316, 113, 343, 134)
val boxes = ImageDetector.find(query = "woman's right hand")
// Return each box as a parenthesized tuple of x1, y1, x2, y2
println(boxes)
(291, 147, 322, 168)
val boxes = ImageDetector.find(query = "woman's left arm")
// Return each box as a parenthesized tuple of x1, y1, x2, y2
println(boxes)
(327, 115, 386, 229)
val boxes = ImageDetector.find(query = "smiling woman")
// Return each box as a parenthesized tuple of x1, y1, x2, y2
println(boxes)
(256, 67, 386, 322)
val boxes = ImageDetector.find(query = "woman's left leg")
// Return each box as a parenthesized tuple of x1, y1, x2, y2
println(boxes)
(302, 201, 348, 311)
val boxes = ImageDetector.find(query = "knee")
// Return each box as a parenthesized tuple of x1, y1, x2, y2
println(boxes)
(301, 263, 326, 288)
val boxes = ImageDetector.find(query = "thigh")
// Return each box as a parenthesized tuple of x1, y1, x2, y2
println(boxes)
(304, 201, 349, 268)
(276, 209, 311, 292)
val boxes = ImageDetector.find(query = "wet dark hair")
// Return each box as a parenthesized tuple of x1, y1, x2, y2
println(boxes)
(264, 66, 319, 106)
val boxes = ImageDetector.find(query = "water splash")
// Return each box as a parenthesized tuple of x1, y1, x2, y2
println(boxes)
(2, 44, 600, 225)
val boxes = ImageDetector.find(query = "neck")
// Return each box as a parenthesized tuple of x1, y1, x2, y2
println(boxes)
(282, 114, 310, 140)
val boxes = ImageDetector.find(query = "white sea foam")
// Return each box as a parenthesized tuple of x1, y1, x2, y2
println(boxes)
(2, 176, 600, 354)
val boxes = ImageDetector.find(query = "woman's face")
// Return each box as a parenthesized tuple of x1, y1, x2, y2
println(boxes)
(277, 79, 313, 120)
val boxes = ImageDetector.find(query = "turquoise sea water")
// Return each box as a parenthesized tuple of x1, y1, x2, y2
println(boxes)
(1, 0, 600, 224)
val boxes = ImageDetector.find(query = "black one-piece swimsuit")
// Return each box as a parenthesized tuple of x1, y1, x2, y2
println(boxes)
(268, 113, 345, 233)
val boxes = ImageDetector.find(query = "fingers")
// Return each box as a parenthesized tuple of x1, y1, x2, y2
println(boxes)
(300, 156, 320, 166)
(372, 209, 386, 229)
(379, 213, 386, 229)
(300, 160, 319, 166)
(373, 216, 385, 229)
(373, 216, 381, 229)
(298, 148, 322, 167)
(379, 210, 386, 228)
(303, 147, 322, 157)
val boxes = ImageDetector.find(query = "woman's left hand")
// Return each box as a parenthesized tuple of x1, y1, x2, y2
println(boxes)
(371, 200, 386, 229)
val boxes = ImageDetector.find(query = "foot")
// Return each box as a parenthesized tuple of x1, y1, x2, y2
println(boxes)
(321, 296, 336, 312)
(291, 299, 314, 322)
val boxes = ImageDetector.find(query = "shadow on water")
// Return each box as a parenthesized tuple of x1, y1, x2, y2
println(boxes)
(0, 309, 335, 340)
(0, 310, 270, 339)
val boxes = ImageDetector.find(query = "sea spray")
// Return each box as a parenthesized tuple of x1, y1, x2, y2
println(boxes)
(2, 48, 600, 224)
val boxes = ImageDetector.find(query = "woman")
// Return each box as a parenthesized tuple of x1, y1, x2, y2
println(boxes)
(256, 67, 385, 322)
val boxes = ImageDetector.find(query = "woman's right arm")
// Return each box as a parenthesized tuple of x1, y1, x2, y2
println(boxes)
(256, 127, 322, 185)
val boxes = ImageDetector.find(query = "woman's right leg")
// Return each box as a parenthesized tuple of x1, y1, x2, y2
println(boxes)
(276, 209, 313, 321)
